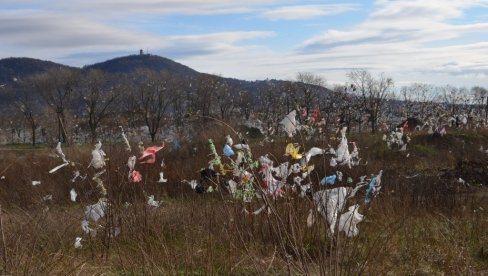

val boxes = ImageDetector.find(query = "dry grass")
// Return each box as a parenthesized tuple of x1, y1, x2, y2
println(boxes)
(0, 128, 487, 275)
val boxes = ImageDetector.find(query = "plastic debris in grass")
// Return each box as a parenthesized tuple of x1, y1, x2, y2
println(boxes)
(70, 188, 77, 202)
(74, 237, 82, 249)
(310, 187, 349, 236)
(127, 156, 136, 179)
(299, 183, 311, 198)
(71, 171, 80, 182)
(365, 170, 383, 204)
(234, 143, 250, 151)
(147, 195, 160, 208)
(89, 141, 106, 169)
(49, 142, 70, 173)
(93, 170, 107, 196)
(223, 144, 234, 157)
(119, 126, 131, 152)
(131, 170, 142, 183)
(32, 180, 41, 186)
(81, 198, 109, 236)
(158, 172, 167, 183)
(321, 175, 337, 185)
(226, 179, 238, 197)
(280, 110, 298, 137)
(285, 143, 303, 160)
(383, 127, 410, 151)
(338, 204, 364, 237)
(225, 135, 233, 146)
(304, 147, 325, 163)
(183, 179, 206, 194)
(42, 194, 53, 201)
(208, 139, 224, 173)
(139, 143, 165, 164)
(243, 204, 270, 215)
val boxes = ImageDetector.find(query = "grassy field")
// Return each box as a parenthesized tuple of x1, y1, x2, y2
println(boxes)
(0, 128, 487, 275)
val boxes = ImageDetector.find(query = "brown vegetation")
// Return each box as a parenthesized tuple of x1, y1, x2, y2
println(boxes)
(0, 128, 487, 275)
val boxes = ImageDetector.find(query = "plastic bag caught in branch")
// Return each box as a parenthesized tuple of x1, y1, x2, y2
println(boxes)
(338, 204, 364, 237)
(55, 142, 68, 163)
(285, 143, 303, 160)
(70, 188, 77, 202)
(49, 162, 69, 174)
(89, 141, 106, 169)
(119, 126, 131, 152)
(158, 172, 167, 183)
(74, 237, 82, 249)
(127, 156, 136, 179)
(147, 195, 160, 208)
(365, 170, 383, 203)
(304, 147, 325, 163)
(139, 144, 165, 164)
(93, 169, 107, 196)
(312, 187, 348, 236)
(81, 198, 109, 236)
(279, 110, 298, 137)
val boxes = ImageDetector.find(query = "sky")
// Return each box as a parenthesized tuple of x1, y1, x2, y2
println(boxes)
(1, 0, 488, 87)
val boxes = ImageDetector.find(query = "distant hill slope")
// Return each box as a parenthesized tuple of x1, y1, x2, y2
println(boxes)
(84, 54, 199, 77)
(0, 57, 71, 85)
(0, 54, 333, 105)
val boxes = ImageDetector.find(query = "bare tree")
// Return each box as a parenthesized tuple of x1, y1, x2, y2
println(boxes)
(79, 69, 121, 143)
(296, 72, 326, 115)
(214, 80, 235, 120)
(440, 85, 467, 117)
(192, 74, 219, 119)
(7, 79, 44, 146)
(137, 69, 175, 142)
(237, 89, 254, 120)
(348, 69, 394, 133)
(34, 68, 78, 143)
(400, 83, 436, 122)
(472, 86, 488, 120)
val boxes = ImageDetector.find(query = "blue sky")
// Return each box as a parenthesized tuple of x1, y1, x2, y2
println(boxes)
(1, 0, 487, 87)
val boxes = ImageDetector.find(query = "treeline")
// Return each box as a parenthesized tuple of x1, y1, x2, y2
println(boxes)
(0, 66, 486, 146)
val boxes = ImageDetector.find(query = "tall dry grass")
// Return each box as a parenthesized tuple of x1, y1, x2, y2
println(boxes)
(0, 128, 487, 274)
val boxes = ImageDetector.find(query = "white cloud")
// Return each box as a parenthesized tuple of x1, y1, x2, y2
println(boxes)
(2, 0, 279, 16)
(261, 4, 358, 20)
(1, 0, 487, 87)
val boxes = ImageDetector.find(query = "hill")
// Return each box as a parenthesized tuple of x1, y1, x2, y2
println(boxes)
(0, 57, 72, 85)
(84, 54, 199, 77)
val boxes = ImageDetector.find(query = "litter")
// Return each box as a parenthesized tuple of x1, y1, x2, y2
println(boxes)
(74, 237, 82, 249)
(147, 195, 160, 208)
(223, 144, 234, 157)
(338, 204, 364, 237)
(139, 144, 165, 164)
(312, 187, 348, 236)
(89, 141, 106, 169)
(70, 188, 77, 202)
(320, 175, 337, 185)
(279, 110, 298, 137)
(365, 170, 383, 203)
(120, 126, 131, 152)
(131, 170, 142, 183)
(158, 172, 167, 183)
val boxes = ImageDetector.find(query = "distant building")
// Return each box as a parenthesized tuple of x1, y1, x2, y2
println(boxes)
(140, 49, 144, 55)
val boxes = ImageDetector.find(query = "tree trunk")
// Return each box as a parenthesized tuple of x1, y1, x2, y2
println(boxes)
(371, 114, 377, 133)
(31, 124, 36, 146)
(90, 127, 97, 144)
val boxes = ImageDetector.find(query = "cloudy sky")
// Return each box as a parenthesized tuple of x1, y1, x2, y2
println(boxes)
(1, 0, 488, 86)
